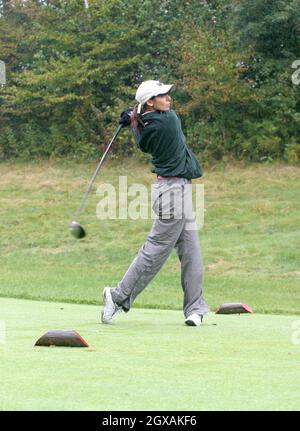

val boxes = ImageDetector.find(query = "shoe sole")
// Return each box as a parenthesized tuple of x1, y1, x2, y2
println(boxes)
(101, 310, 112, 324)
(101, 288, 112, 324)
(102, 287, 108, 304)
(185, 316, 203, 326)
(185, 320, 199, 326)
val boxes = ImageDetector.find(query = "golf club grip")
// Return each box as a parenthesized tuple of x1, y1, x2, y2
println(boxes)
(74, 124, 123, 219)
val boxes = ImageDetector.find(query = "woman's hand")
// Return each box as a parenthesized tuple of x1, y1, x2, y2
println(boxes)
(119, 109, 133, 128)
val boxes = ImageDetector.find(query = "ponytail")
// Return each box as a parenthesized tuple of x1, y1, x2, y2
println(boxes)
(130, 104, 139, 130)
(131, 103, 149, 130)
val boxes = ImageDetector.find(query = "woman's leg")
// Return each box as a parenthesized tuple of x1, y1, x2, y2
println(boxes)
(110, 215, 185, 310)
(110, 179, 185, 311)
(174, 224, 209, 318)
(174, 180, 209, 318)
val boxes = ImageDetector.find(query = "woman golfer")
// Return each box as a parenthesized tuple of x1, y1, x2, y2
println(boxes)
(101, 80, 209, 326)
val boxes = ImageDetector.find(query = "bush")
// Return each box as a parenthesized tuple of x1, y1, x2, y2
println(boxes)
(0, 126, 18, 159)
(284, 138, 300, 164)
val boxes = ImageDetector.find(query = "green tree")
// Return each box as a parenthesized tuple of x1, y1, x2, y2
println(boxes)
(0, 0, 208, 159)
(177, 0, 300, 162)
(231, 0, 300, 161)
(1, 0, 299, 162)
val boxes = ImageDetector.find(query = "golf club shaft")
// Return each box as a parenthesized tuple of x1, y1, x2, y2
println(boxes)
(74, 124, 123, 220)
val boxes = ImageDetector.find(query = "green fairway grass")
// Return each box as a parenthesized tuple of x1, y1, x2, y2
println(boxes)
(0, 298, 299, 411)
(0, 159, 299, 315)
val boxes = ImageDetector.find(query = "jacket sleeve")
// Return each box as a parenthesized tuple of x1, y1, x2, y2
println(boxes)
(130, 120, 160, 154)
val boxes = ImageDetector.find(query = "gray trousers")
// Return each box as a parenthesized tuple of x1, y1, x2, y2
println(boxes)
(110, 177, 209, 318)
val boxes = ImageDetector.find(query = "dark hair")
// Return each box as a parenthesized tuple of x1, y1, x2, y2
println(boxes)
(131, 94, 158, 130)
(130, 104, 140, 130)
(130, 102, 152, 130)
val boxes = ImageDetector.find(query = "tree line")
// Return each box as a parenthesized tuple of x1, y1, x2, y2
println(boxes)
(0, 0, 299, 162)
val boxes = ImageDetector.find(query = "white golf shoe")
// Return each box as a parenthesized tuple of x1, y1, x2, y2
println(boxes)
(101, 287, 122, 324)
(184, 313, 203, 326)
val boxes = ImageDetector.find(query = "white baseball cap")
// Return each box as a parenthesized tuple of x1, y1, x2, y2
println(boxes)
(135, 80, 174, 113)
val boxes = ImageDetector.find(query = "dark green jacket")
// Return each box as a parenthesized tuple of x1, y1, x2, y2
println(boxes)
(131, 109, 202, 179)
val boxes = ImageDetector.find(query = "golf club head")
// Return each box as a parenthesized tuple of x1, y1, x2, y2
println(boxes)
(69, 221, 86, 239)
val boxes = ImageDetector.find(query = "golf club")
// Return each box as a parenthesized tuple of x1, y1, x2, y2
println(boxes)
(69, 124, 123, 239)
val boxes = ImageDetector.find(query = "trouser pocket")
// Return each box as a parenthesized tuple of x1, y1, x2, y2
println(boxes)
(152, 182, 183, 220)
